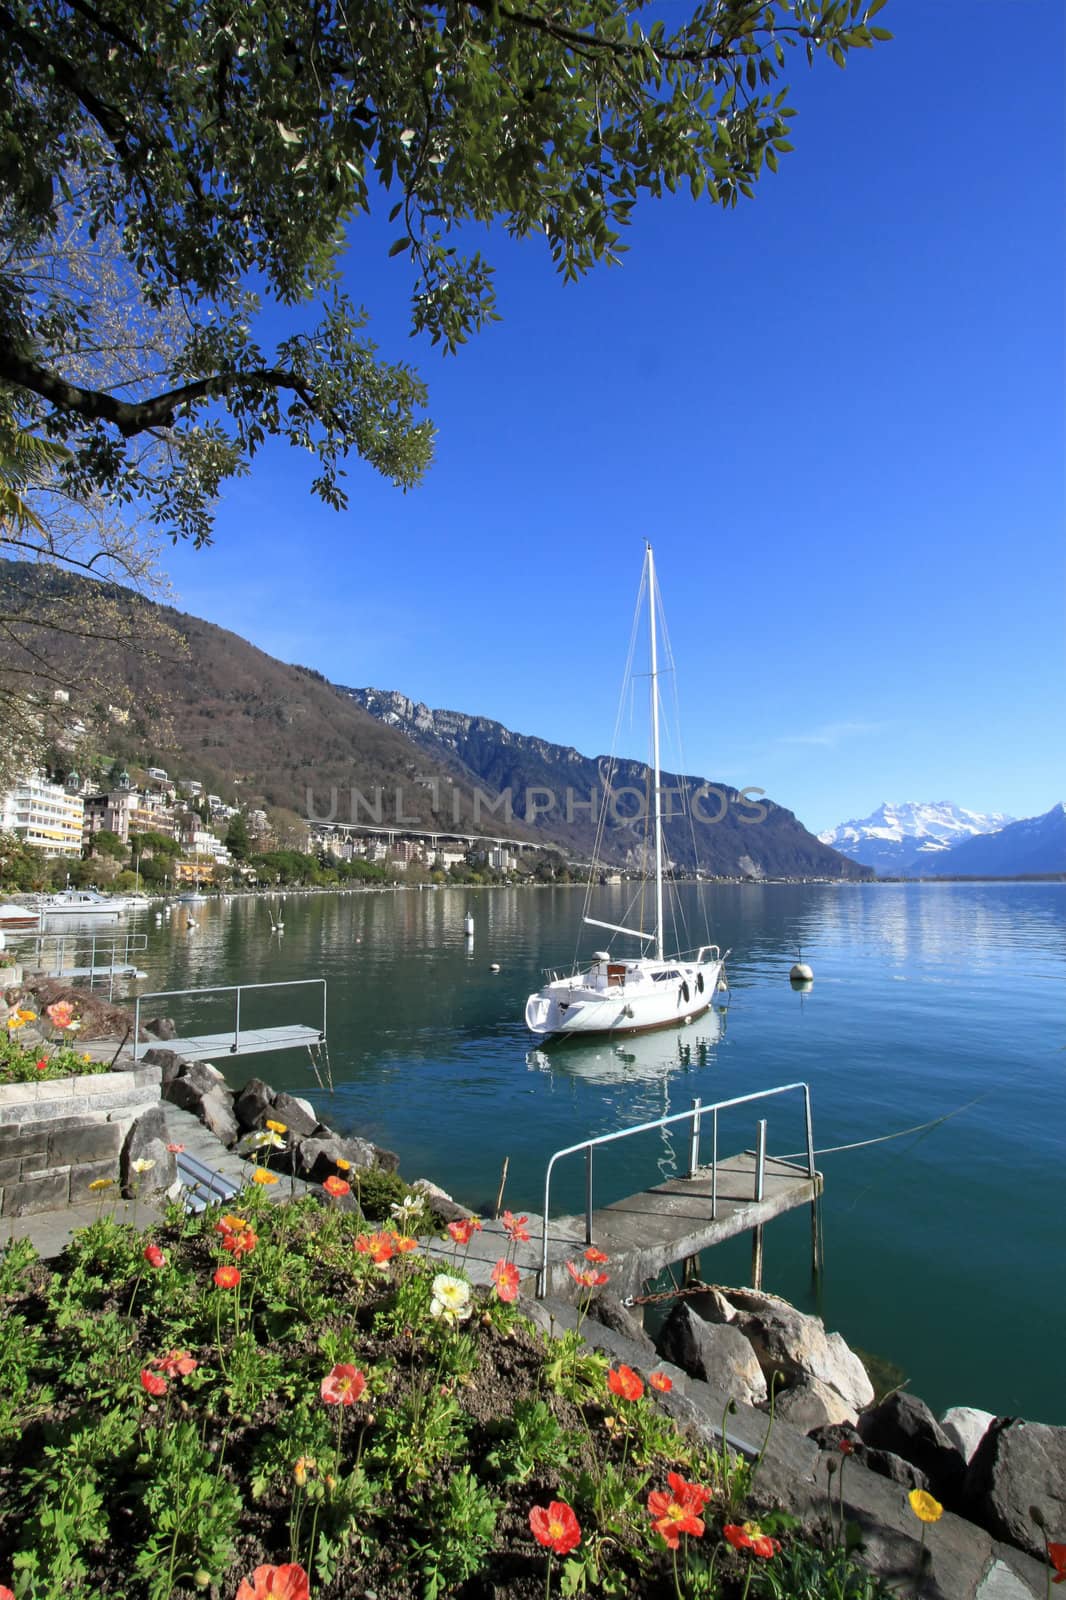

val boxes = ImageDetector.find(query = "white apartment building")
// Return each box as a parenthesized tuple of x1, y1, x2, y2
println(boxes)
(1, 774, 85, 858)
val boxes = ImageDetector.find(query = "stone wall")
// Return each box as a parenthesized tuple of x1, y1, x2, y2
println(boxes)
(0, 1062, 161, 1217)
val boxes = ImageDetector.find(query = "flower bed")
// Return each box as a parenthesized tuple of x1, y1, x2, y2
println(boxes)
(0, 1188, 907, 1599)
(1, 998, 102, 1085)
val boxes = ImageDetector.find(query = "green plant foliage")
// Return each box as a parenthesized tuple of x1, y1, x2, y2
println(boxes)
(0, 0, 889, 542)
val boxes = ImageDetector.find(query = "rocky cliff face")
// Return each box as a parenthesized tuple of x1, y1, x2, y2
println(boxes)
(343, 686, 872, 880)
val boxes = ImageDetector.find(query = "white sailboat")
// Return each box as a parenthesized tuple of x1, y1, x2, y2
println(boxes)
(524, 544, 727, 1039)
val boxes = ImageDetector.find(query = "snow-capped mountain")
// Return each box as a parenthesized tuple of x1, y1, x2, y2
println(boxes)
(818, 801, 1015, 876)
(909, 803, 1066, 878)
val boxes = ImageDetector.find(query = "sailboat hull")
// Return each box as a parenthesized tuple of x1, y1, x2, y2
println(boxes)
(525, 957, 725, 1039)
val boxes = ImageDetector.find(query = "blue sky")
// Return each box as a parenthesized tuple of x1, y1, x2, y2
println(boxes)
(161, 0, 1064, 837)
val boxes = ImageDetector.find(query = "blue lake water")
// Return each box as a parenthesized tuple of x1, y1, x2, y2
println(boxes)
(126, 881, 1065, 1423)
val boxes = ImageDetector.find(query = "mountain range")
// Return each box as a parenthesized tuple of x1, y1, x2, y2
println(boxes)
(819, 800, 1064, 877)
(0, 564, 868, 878)
(341, 687, 870, 880)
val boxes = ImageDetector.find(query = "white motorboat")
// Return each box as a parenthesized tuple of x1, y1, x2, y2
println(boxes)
(40, 888, 128, 917)
(524, 544, 728, 1039)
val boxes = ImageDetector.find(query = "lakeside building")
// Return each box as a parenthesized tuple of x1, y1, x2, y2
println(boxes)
(0, 773, 85, 858)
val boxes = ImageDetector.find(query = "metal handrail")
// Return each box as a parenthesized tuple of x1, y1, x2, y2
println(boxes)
(538, 1081, 814, 1294)
(132, 978, 327, 1058)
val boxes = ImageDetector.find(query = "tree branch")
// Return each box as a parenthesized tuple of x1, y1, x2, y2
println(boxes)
(0, 346, 318, 437)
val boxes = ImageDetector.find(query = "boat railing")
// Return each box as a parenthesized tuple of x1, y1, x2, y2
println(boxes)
(537, 1081, 814, 1295)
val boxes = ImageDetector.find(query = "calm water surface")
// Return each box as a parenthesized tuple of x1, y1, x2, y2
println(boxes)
(127, 882, 1065, 1422)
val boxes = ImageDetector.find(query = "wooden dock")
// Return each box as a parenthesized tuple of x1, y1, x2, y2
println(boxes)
(422, 1151, 822, 1301)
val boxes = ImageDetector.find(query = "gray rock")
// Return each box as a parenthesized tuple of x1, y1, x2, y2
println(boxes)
(658, 1302, 768, 1406)
(412, 1178, 475, 1223)
(583, 1291, 656, 1354)
(963, 1418, 1066, 1562)
(720, 1286, 874, 1416)
(234, 1077, 277, 1131)
(195, 1084, 240, 1146)
(141, 1048, 188, 1087)
(774, 1374, 857, 1430)
(144, 1016, 177, 1040)
(941, 1406, 996, 1465)
(270, 1092, 319, 1139)
(863, 1447, 932, 1494)
(176, 1059, 228, 1098)
(371, 1143, 400, 1175)
(293, 1134, 378, 1183)
(684, 1283, 738, 1324)
(858, 1391, 965, 1508)
(120, 1106, 175, 1196)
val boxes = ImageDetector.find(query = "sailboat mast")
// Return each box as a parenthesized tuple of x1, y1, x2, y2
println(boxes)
(647, 543, 665, 961)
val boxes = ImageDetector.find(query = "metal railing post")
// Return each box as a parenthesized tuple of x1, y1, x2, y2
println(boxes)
(133, 994, 142, 1058)
(585, 1146, 594, 1245)
(688, 1097, 702, 1178)
(711, 1107, 719, 1219)
(233, 986, 241, 1053)
(754, 1119, 767, 1201)
(804, 1085, 816, 1178)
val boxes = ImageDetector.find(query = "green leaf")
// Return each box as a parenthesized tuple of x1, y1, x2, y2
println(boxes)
(388, 237, 412, 257)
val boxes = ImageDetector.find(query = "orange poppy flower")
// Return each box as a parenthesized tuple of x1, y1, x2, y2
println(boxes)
(140, 1368, 167, 1397)
(393, 1234, 419, 1253)
(491, 1258, 521, 1302)
(214, 1265, 241, 1289)
(584, 1246, 609, 1264)
(143, 1244, 166, 1269)
(724, 1522, 780, 1559)
(649, 1370, 673, 1392)
(529, 1500, 581, 1556)
(320, 1363, 366, 1406)
(235, 1563, 310, 1600)
(647, 1473, 709, 1548)
(322, 1175, 350, 1197)
(566, 1260, 608, 1289)
(355, 1231, 395, 1265)
(215, 1214, 247, 1235)
(502, 1210, 530, 1243)
(221, 1227, 257, 1257)
(151, 1350, 197, 1378)
(607, 1365, 644, 1402)
(447, 1217, 483, 1246)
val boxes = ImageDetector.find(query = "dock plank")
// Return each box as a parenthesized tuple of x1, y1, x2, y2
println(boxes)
(133, 1024, 325, 1062)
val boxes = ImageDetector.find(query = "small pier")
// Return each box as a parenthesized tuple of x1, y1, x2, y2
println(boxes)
(131, 981, 328, 1064)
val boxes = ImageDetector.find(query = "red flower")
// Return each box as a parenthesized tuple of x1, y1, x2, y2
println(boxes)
(447, 1217, 483, 1246)
(214, 1265, 241, 1289)
(0, 1584, 14, 1600)
(393, 1233, 419, 1253)
(566, 1260, 608, 1289)
(724, 1522, 780, 1559)
(166, 1142, 185, 1154)
(36, 1059, 48, 1072)
(143, 1244, 166, 1269)
(322, 1175, 350, 1197)
(529, 1501, 581, 1556)
(221, 1226, 258, 1257)
(502, 1210, 530, 1243)
(584, 1246, 609, 1264)
(838, 1437, 856, 1456)
(355, 1231, 395, 1265)
(235, 1563, 310, 1600)
(150, 1350, 197, 1378)
(649, 1370, 673, 1392)
(140, 1368, 167, 1397)
(320, 1363, 366, 1406)
(647, 1473, 710, 1549)
(607, 1365, 644, 1402)
(1050, 1544, 1066, 1584)
(491, 1259, 521, 1302)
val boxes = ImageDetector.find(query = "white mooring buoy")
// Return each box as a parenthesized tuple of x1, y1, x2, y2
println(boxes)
(490, 962, 501, 973)
(790, 962, 814, 983)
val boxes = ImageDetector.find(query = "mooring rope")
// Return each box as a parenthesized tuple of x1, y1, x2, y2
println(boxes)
(772, 1087, 995, 1161)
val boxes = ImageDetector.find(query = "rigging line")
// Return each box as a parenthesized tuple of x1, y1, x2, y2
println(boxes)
(656, 580, 710, 947)
(773, 1087, 997, 1161)
(578, 561, 648, 966)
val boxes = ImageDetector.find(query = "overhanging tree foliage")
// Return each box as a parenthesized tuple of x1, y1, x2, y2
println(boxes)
(1, 0, 889, 542)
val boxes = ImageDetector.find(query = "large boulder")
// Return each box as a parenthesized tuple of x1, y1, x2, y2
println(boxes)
(710, 1287, 874, 1417)
(658, 1302, 767, 1406)
(269, 1092, 319, 1140)
(144, 1016, 177, 1041)
(963, 1418, 1066, 1561)
(858, 1392, 965, 1509)
(234, 1078, 277, 1132)
(412, 1178, 474, 1223)
(141, 1048, 188, 1088)
(807, 1423, 932, 1494)
(940, 1406, 996, 1465)
(120, 1106, 175, 1196)
(292, 1134, 379, 1184)
(774, 1375, 857, 1430)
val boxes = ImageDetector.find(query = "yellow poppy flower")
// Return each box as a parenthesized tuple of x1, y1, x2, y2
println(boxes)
(251, 1167, 279, 1185)
(908, 1489, 943, 1524)
(265, 1118, 288, 1134)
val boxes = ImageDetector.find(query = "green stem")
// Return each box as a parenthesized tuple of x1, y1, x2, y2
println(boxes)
(672, 1543, 683, 1600)
(740, 1562, 754, 1600)
(545, 1549, 553, 1600)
